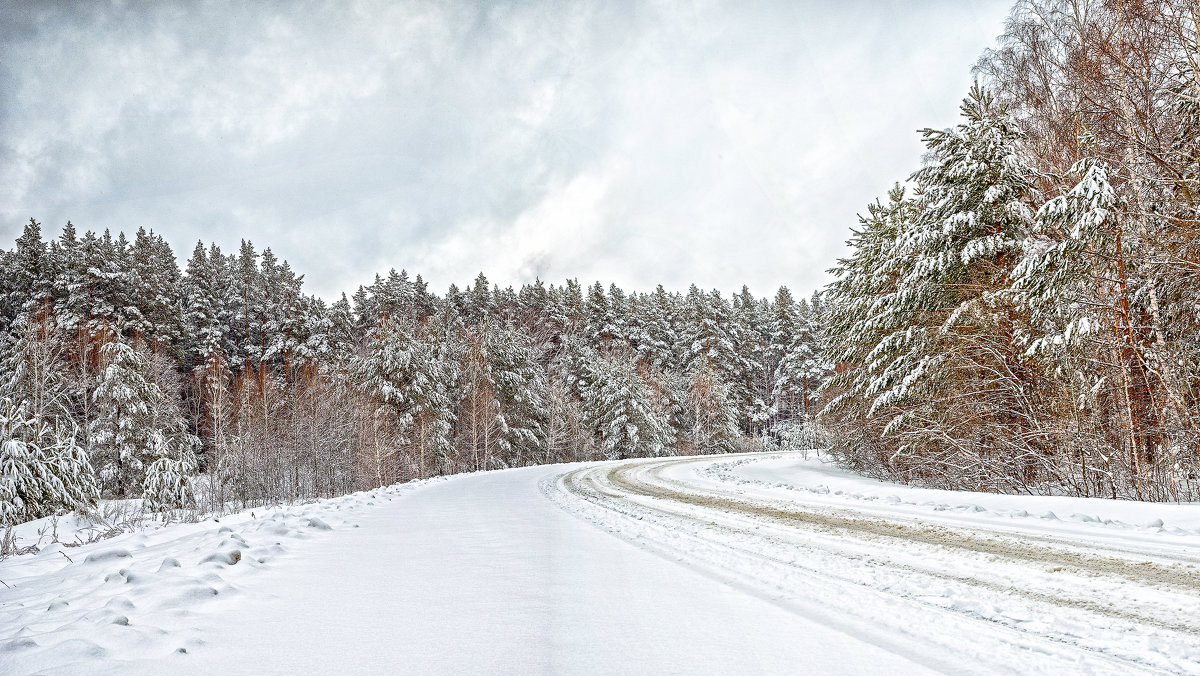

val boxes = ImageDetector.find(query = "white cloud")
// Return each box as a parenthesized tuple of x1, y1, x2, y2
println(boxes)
(0, 0, 1014, 301)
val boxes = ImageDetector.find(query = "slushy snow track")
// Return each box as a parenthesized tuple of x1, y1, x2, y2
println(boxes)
(3, 452, 1199, 674)
(552, 453, 1200, 674)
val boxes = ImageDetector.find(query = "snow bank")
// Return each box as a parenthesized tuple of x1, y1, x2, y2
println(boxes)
(0, 478, 444, 674)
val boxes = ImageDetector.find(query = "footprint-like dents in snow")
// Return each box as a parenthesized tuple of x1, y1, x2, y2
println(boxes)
(163, 584, 220, 607)
(5, 637, 39, 651)
(246, 546, 275, 563)
(105, 597, 136, 611)
(199, 549, 242, 566)
(84, 549, 133, 565)
(113, 568, 150, 585)
(197, 572, 226, 585)
(52, 637, 107, 658)
(263, 523, 290, 536)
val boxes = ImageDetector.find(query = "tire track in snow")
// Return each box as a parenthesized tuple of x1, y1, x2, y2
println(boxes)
(613, 460, 1200, 634)
(549, 454, 1200, 675)
(624, 458, 1200, 592)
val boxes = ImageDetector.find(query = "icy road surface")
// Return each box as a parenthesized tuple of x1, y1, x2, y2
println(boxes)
(3, 452, 1200, 674)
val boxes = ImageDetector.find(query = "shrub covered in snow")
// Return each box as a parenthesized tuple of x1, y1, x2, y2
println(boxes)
(0, 398, 99, 525)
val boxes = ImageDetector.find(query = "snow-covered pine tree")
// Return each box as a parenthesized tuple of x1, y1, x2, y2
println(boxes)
(232, 240, 264, 372)
(1013, 157, 1168, 498)
(1, 313, 70, 423)
(822, 86, 1041, 487)
(127, 228, 183, 353)
(629, 286, 677, 371)
(772, 291, 827, 428)
(766, 287, 798, 393)
(486, 322, 546, 466)
(0, 398, 99, 525)
(454, 319, 545, 470)
(586, 281, 622, 348)
(51, 221, 85, 335)
(6, 219, 52, 323)
(353, 315, 455, 482)
(681, 288, 745, 419)
(731, 285, 769, 435)
(582, 351, 674, 460)
(183, 242, 226, 369)
(141, 425, 199, 514)
(819, 183, 912, 472)
(465, 272, 494, 325)
(260, 255, 307, 376)
(90, 341, 173, 497)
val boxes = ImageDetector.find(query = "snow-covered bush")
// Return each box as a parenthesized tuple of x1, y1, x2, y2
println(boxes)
(767, 418, 830, 452)
(142, 430, 199, 513)
(0, 399, 99, 525)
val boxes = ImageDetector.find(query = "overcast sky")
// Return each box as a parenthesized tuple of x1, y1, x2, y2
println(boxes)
(0, 0, 1014, 301)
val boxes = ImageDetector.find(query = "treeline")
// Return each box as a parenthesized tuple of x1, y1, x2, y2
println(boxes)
(821, 0, 1200, 501)
(0, 221, 825, 524)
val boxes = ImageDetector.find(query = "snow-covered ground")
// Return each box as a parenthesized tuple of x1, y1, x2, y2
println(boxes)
(3, 452, 1199, 674)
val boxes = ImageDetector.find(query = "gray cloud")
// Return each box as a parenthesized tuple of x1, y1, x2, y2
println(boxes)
(0, 0, 1014, 300)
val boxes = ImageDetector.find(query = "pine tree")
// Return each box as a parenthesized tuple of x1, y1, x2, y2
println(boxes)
(583, 352, 674, 460)
(7, 219, 52, 322)
(2, 313, 70, 422)
(1013, 157, 1166, 497)
(142, 432, 199, 513)
(353, 316, 455, 483)
(772, 290, 825, 427)
(585, 281, 623, 348)
(731, 285, 768, 433)
(465, 272, 494, 325)
(0, 398, 99, 525)
(89, 341, 167, 496)
(454, 319, 545, 470)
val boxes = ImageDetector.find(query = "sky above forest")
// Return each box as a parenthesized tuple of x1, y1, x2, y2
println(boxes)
(0, 0, 1014, 302)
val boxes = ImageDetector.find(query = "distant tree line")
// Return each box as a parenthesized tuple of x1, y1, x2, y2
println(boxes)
(0, 221, 825, 524)
(820, 0, 1200, 501)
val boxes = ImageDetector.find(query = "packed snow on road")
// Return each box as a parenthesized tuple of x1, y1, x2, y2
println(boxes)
(3, 451, 1199, 675)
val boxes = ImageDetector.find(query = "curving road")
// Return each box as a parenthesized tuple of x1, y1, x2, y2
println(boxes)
(548, 453, 1200, 675)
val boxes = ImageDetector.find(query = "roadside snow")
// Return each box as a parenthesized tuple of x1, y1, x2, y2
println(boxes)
(705, 452, 1200, 536)
(1, 479, 444, 674)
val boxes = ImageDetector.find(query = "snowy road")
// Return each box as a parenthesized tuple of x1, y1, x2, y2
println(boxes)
(554, 453, 1200, 674)
(3, 452, 1200, 674)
